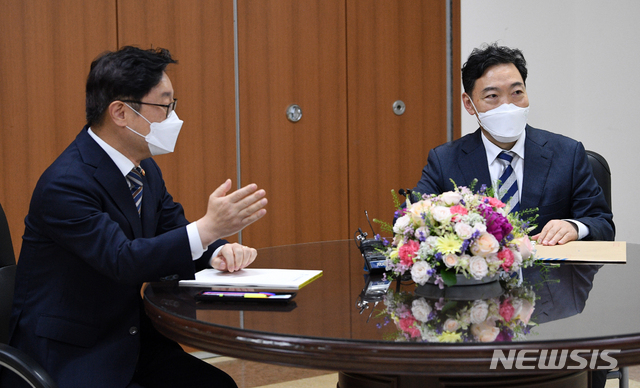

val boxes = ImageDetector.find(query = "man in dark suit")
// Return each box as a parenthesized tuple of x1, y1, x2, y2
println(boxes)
(413, 43, 614, 388)
(1, 46, 267, 388)
(415, 44, 613, 244)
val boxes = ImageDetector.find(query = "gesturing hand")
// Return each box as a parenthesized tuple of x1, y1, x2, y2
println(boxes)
(197, 179, 267, 246)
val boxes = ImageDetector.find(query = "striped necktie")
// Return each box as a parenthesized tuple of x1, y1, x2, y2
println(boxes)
(127, 167, 143, 216)
(497, 151, 520, 213)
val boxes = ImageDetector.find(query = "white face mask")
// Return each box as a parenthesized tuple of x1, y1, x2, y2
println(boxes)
(471, 101, 529, 143)
(125, 104, 183, 156)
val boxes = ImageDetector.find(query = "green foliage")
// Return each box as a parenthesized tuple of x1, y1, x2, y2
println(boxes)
(440, 269, 457, 287)
(373, 218, 394, 234)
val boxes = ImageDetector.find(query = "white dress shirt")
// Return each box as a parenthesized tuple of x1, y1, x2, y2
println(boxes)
(88, 128, 221, 260)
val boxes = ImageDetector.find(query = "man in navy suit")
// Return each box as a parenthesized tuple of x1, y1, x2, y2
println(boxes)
(413, 43, 614, 387)
(1, 46, 267, 387)
(415, 43, 614, 243)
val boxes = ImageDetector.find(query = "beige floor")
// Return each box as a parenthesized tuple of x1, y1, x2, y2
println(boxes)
(203, 354, 640, 388)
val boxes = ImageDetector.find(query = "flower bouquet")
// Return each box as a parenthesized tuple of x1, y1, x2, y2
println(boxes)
(377, 181, 537, 287)
(379, 278, 536, 343)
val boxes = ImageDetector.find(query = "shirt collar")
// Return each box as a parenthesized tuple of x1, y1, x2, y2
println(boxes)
(87, 128, 137, 177)
(481, 129, 527, 163)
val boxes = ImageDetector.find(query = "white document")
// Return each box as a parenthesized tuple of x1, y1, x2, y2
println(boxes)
(179, 268, 323, 290)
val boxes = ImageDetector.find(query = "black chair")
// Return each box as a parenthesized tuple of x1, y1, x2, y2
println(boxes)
(586, 151, 629, 388)
(0, 202, 57, 387)
(586, 150, 612, 210)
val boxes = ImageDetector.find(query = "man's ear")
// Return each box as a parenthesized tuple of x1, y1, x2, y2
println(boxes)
(108, 101, 129, 127)
(461, 93, 477, 116)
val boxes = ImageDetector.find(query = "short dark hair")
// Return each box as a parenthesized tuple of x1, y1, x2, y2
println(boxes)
(461, 43, 527, 97)
(85, 46, 177, 126)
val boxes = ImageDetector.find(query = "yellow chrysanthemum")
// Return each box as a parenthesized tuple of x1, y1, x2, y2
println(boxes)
(438, 331, 462, 343)
(435, 234, 462, 254)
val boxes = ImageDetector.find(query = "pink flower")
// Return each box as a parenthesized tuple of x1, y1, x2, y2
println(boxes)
(498, 248, 515, 271)
(398, 316, 421, 338)
(514, 236, 534, 260)
(482, 196, 506, 208)
(449, 205, 468, 216)
(499, 299, 515, 321)
(399, 240, 420, 266)
(516, 300, 535, 325)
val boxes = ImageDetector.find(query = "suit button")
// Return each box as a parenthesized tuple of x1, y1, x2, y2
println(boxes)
(129, 326, 138, 335)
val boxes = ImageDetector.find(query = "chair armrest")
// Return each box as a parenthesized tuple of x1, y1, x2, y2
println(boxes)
(0, 343, 57, 388)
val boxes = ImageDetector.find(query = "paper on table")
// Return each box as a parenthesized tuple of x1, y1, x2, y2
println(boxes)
(536, 241, 626, 264)
(179, 268, 323, 290)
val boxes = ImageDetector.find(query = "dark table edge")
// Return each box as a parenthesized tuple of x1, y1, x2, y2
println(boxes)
(144, 290, 640, 376)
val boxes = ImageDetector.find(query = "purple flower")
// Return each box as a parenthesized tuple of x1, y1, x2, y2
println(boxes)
(479, 204, 513, 242)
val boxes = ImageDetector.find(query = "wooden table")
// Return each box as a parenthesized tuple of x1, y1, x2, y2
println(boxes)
(144, 241, 640, 387)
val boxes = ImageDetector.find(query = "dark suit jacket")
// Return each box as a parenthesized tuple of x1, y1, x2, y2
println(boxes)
(413, 125, 615, 323)
(3, 127, 225, 387)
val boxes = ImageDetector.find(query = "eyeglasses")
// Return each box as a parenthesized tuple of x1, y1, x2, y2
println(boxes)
(121, 98, 177, 118)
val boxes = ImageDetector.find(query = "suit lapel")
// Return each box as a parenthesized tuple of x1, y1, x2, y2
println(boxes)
(76, 128, 144, 238)
(521, 127, 553, 210)
(458, 129, 492, 188)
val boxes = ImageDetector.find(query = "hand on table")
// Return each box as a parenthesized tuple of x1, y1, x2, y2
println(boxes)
(532, 220, 578, 246)
(210, 243, 257, 272)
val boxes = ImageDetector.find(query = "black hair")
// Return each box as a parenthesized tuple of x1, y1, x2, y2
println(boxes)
(461, 43, 527, 97)
(85, 46, 177, 126)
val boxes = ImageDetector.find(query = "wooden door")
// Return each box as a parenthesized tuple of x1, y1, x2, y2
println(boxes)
(0, 0, 117, 257)
(237, 0, 349, 249)
(346, 0, 454, 275)
(117, 0, 238, 229)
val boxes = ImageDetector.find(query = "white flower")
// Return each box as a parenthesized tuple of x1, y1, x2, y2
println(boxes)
(411, 260, 432, 285)
(431, 206, 452, 223)
(443, 318, 460, 332)
(457, 254, 470, 268)
(510, 298, 523, 320)
(511, 249, 523, 270)
(471, 320, 500, 342)
(440, 191, 462, 206)
(473, 222, 487, 234)
(393, 215, 411, 234)
(418, 237, 438, 258)
(454, 222, 473, 239)
(469, 300, 489, 324)
(411, 298, 432, 322)
(408, 201, 431, 227)
(470, 232, 499, 257)
(442, 253, 459, 268)
(468, 256, 489, 280)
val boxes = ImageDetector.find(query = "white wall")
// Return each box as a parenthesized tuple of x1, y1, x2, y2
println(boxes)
(461, 0, 640, 244)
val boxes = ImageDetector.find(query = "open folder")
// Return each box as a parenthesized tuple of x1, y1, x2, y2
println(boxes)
(179, 268, 323, 290)
(535, 241, 626, 264)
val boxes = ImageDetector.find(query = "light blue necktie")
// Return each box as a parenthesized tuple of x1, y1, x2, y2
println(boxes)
(497, 151, 520, 214)
(127, 167, 143, 216)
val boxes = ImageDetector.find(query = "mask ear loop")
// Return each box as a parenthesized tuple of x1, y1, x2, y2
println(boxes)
(123, 103, 153, 125)
(467, 95, 484, 129)
(123, 103, 153, 139)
